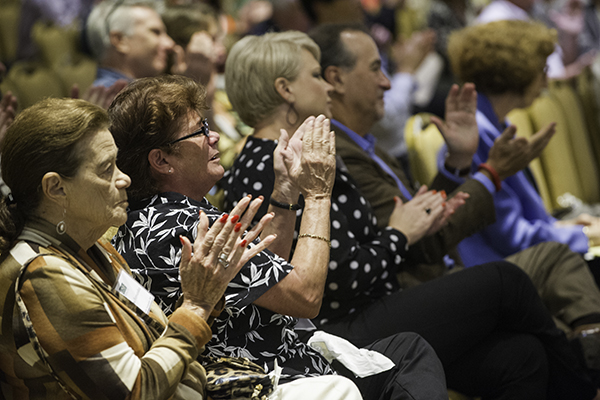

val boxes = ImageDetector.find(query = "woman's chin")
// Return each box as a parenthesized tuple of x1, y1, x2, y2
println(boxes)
(112, 209, 129, 227)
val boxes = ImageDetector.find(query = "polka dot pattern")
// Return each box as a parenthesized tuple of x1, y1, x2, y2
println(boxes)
(220, 136, 409, 326)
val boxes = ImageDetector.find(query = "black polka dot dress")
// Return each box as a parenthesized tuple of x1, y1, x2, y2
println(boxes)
(220, 136, 409, 327)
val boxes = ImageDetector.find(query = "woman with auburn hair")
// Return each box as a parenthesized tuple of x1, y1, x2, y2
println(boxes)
(221, 30, 600, 399)
(442, 20, 600, 267)
(0, 97, 267, 399)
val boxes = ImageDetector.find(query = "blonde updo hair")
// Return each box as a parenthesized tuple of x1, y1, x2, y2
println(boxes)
(448, 20, 556, 95)
(225, 31, 320, 127)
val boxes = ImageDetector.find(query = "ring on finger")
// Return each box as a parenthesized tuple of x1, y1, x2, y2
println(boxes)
(218, 253, 230, 268)
(425, 208, 431, 215)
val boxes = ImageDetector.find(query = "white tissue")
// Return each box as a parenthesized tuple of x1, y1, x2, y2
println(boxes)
(308, 331, 395, 378)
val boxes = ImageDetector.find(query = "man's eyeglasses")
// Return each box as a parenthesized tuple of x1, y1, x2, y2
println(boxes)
(167, 118, 210, 145)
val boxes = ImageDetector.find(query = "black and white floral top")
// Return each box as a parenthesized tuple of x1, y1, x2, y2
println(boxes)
(220, 136, 408, 326)
(113, 192, 334, 380)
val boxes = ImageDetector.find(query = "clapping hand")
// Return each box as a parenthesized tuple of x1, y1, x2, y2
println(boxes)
(487, 123, 555, 181)
(388, 186, 470, 244)
(296, 114, 336, 200)
(179, 195, 276, 318)
(425, 188, 469, 236)
(388, 186, 444, 245)
(272, 116, 312, 203)
(432, 83, 478, 170)
(390, 30, 436, 74)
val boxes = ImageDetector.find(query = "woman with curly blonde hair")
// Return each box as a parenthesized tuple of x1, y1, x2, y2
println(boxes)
(440, 20, 600, 267)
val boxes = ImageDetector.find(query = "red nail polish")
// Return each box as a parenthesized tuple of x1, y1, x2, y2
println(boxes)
(220, 213, 229, 223)
(240, 239, 247, 247)
(231, 215, 240, 224)
(442, 202, 446, 207)
(234, 222, 242, 232)
(179, 235, 185, 245)
(258, 195, 264, 200)
(432, 190, 437, 194)
(440, 190, 447, 199)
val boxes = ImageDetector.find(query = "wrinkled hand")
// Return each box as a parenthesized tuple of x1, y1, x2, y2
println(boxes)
(487, 123, 556, 181)
(272, 116, 311, 202)
(297, 114, 336, 200)
(432, 83, 478, 170)
(390, 30, 436, 74)
(71, 80, 128, 110)
(0, 91, 17, 145)
(388, 185, 446, 245)
(180, 195, 276, 317)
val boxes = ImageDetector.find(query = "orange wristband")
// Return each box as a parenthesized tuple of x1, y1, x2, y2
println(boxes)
(478, 163, 501, 192)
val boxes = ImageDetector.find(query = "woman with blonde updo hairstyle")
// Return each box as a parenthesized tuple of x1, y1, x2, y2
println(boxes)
(225, 31, 321, 128)
(440, 20, 600, 269)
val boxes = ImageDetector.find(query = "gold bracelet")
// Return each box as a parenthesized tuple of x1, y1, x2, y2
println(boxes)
(297, 233, 331, 248)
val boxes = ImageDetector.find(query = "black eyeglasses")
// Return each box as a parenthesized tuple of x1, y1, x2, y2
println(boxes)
(167, 118, 210, 145)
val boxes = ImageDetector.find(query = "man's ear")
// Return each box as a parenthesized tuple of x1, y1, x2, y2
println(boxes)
(148, 148, 172, 175)
(40, 172, 67, 206)
(274, 77, 295, 103)
(324, 65, 345, 94)
(110, 31, 129, 54)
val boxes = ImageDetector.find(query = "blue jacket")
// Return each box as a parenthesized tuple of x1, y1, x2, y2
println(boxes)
(92, 67, 131, 88)
(438, 94, 588, 266)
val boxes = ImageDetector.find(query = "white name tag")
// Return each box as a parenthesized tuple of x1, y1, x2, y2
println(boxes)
(113, 270, 154, 314)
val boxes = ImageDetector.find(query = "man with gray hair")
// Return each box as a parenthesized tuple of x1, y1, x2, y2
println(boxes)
(86, 0, 174, 87)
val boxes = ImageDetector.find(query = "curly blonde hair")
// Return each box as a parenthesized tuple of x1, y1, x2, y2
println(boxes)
(448, 20, 556, 95)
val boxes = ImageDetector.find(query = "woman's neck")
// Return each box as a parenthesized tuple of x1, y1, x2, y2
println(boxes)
(35, 208, 106, 251)
(485, 92, 523, 122)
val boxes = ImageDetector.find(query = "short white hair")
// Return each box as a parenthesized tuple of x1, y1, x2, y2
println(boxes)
(86, 0, 164, 61)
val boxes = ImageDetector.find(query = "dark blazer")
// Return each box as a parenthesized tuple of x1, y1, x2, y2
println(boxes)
(334, 125, 496, 282)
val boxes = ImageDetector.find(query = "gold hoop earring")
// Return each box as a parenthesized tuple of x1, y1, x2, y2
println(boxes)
(286, 102, 299, 126)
